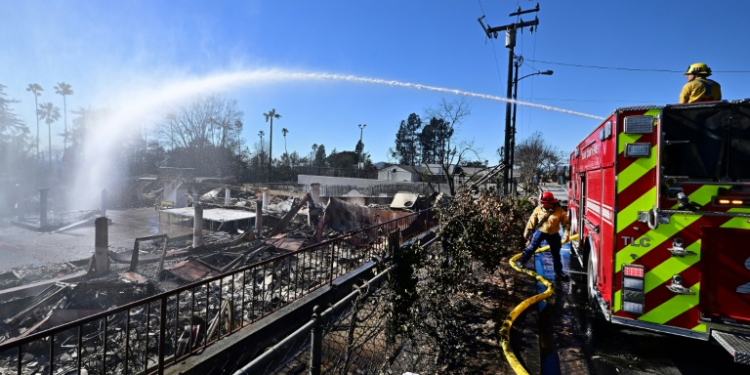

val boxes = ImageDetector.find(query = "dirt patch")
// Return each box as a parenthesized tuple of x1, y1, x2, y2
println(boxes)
(385, 257, 539, 375)
(449, 261, 539, 375)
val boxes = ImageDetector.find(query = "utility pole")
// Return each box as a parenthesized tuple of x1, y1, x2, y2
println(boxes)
(478, 3, 540, 195)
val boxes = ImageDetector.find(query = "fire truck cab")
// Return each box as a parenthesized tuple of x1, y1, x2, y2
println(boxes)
(568, 99, 750, 364)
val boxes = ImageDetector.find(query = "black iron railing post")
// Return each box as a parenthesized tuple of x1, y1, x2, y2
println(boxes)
(102, 317, 108, 374)
(125, 309, 131, 374)
(49, 334, 54, 375)
(77, 325, 82, 372)
(146, 302, 151, 368)
(329, 241, 335, 285)
(158, 295, 167, 374)
(218, 278, 224, 338)
(310, 306, 321, 375)
(231, 273, 236, 332)
(174, 294, 180, 363)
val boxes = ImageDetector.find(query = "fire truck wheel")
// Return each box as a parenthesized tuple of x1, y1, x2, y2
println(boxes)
(587, 254, 598, 311)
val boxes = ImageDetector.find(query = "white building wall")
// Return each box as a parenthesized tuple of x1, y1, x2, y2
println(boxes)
(296, 174, 451, 195)
(377, 168, 418, 182)
(298, 175, 404, 188)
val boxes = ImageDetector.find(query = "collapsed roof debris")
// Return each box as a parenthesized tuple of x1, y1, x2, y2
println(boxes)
(0, 281, 156, 344)
(0, 183, 439, 364)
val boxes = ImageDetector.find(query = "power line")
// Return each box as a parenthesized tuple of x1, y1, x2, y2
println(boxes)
(528, 97, 662, 103)
(525, 59, 750, 74)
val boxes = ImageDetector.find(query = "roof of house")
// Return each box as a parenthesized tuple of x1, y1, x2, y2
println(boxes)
(378, 164, 429, 174)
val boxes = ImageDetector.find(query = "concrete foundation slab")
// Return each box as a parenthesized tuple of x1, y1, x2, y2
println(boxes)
(159, 207, 256, 232)
(0, 208, 192, 273)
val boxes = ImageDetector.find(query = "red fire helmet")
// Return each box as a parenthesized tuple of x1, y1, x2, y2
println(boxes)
(540, 191, 557, 204)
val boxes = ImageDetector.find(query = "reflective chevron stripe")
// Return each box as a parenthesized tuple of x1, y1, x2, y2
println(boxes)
(617, 146, 657, 194)
(614, 218, 702, 313)
(606, 106, 750, 335)
(670, 185, 730, 210)
(615, 214, 702, 271)
(616, 187, 656, 233)
(614, 107, 703, 330)
(638, 282, 700, 324)
(643, 240, 701, 294)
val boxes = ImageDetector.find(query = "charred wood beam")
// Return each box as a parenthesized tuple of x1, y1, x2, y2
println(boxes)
(268, 193, 312, 237)
(4, 283, 70, 325)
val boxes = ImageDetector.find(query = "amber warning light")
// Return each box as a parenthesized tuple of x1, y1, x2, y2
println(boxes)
(714, 197, 749, 207)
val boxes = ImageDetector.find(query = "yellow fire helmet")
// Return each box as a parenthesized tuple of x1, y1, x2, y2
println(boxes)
(684, 62, 712, 77)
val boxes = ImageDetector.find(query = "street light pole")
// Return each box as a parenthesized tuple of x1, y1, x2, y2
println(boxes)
(359, 124, 366, 143)
(503, 30, 515, 195)
(510, 58, 553, 195)
(510, 55, 521, 194)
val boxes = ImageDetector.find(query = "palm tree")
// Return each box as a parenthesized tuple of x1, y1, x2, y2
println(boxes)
(263, 109, 281, 179)
(37, 102, 61, 167)
(234, 120, 243, 154)
(258, 130, 265, 166)
(282, 128, 289, 157)
(54, 82, 73, 151)
(26, 84, 43, 159)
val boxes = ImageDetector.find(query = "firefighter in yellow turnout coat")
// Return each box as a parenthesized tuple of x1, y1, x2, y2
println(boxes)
(516, 192, 571, 281)
(679, 62, 722, 104)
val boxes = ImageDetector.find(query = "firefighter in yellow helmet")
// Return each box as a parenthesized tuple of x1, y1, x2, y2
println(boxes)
(679, 63, 722, 104)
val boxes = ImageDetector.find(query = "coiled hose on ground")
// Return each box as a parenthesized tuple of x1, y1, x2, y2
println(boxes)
(501, 233, 579, 375)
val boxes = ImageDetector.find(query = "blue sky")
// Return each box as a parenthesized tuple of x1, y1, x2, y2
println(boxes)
(2, 0, 750, 165)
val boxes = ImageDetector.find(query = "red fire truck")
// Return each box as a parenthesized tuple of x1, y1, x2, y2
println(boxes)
(567, 99, 750, 364)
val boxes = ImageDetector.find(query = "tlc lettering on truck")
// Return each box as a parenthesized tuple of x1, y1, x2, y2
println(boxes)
(567, 100, 750, 364)
(622, 236, 650, 247)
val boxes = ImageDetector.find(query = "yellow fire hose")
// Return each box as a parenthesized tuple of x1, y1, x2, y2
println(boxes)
(501, 234, 579, 375)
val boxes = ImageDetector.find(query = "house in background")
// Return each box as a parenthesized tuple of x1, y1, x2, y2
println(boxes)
(377, 163, 493, 185)
(377, 165, 428, 182)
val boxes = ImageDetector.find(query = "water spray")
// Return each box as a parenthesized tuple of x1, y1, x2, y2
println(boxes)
(71, 69, 605, 210)
(166, 70, 605, 120)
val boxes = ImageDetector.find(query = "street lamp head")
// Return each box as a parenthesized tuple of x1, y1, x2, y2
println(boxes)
(516, 70, 554, 83)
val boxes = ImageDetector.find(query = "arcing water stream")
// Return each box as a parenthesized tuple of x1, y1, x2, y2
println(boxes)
(71, 69, 605, 209)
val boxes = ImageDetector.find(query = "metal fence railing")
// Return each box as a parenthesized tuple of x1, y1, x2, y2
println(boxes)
(0, 207, 436, 375)
(234, 264, 395, 375)
(234, 233, 441, 375)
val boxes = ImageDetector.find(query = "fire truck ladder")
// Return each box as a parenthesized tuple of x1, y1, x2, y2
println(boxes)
(712, 331, 750, 365)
